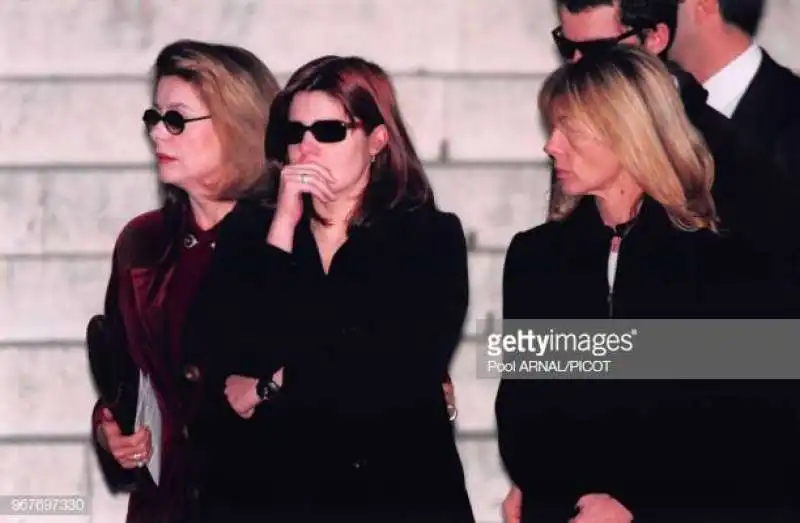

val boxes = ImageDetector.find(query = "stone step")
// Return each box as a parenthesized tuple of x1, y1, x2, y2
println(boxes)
(0, 170, 159, 256)
(0, 340, 500, 438)
(0, 164, 550, 256)
(432, 164, 551, 250)
(458, 438, 510, 523)
(0, 345, 96, 437)
(0, 441, 93, 522)
(0, 257, 110, 343)
(0, 442, 88, 496)
(0, 75, 549, 165)
(0, 248, 504, 343)
(3, 1, 800, 79)
(0, 0, 561, 77)
(88, 449, 131, 523)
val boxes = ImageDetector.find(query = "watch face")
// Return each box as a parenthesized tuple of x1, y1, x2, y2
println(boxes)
(257, 382, 268, 400)
(258, 380, 280, 401)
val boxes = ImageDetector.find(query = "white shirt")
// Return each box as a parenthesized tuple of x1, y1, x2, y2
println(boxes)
(703, 43, 763, 117)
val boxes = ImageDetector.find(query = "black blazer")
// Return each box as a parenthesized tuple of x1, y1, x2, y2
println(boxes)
(730, 50, 800, 180)
(195, 199, 476, 523)
(675, 61, 800, 267)
(495, 196, 800, 523)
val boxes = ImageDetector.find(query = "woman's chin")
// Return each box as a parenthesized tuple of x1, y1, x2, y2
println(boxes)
(559, 180, 584, 196)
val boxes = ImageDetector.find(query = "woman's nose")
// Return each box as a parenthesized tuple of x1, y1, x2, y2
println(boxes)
(149, 122, 171, 142)
(544, 136, 558, 157)
(543, 129, 566, 157)
(298, 133, 318, 155)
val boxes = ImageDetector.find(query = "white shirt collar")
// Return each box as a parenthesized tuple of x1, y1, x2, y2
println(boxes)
(703, 43, 762, 117)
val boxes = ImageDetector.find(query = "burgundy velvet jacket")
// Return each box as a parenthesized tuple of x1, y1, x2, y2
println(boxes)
(87, 202, 231, 523)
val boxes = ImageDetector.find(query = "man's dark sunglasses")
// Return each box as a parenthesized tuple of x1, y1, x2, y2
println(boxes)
(143, 108, 211, 135)
(285, 120, 361, 145)
(551, 26, 642, 61)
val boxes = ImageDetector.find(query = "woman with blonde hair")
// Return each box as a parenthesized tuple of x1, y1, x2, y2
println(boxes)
(495, 45, 798, 523)
(85, 39, 282, 523)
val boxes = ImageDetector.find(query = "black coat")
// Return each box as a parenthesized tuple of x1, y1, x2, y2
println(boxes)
(192, 199, 476, 523)
(729, 50, 800, 183)
(672, 62, 800, 272)
(495, 196, 800, 523)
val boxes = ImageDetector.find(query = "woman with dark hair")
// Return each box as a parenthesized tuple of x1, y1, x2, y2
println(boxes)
(206, 55, 475, 522)
(84, 39, 281, 523)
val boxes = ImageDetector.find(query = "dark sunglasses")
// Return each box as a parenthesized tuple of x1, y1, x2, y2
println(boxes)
(285, 120, 361, 145)
(143, 108, 211, 135)
(551, 26, 642, 61)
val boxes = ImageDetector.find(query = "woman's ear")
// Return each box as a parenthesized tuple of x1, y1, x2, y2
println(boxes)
(643, 22, 671, 56)
(368, 124, 389, 157)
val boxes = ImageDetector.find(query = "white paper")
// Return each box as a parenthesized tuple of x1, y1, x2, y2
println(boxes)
(135, 370, 162, 485)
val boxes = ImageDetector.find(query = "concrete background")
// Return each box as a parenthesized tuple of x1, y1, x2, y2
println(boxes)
(2, 1, 800, 522)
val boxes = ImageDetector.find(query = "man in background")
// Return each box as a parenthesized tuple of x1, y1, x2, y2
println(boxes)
(668, 0, 800, 178)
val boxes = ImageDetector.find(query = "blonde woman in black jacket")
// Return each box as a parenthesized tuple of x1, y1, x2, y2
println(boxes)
(495, 45, 798, 523)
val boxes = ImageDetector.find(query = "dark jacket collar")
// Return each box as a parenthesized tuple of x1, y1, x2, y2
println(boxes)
(665, 60, 711, 116)
(563, 194, 672, 240)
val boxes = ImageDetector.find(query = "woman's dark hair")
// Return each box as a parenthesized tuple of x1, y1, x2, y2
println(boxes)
(264, 55, 434, 227)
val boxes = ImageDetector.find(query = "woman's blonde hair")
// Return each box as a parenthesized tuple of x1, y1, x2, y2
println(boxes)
(540, 45, 718, 232)
(153, 39, 281, 201)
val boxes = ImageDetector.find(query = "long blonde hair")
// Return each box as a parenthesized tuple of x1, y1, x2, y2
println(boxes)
(153, 39, 282, 201)
(540, 45, 718, 232)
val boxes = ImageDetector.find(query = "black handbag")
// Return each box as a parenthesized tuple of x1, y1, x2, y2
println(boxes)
(86, 313, 140, 492)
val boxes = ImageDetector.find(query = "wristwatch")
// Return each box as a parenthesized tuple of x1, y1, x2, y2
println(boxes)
(256, 379, 281, 402)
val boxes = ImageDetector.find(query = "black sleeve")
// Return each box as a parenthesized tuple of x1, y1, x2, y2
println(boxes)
(199, 206, 299, 387)
(495, 232, 554, 495)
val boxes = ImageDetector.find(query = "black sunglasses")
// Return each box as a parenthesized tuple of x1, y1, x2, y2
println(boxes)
(285, 120, 361, 145)
(143, 108, 211, 135)
(551, 26, 643, 61)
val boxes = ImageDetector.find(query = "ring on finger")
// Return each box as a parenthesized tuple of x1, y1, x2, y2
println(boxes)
(299, 173, 307, 184)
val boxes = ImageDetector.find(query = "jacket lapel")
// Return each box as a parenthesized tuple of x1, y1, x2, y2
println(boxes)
(126, 255, 178, 404)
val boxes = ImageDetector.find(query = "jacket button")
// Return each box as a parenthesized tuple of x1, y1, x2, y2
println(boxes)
(183, 365, 201, 382)
(182, 425, 189, 439)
